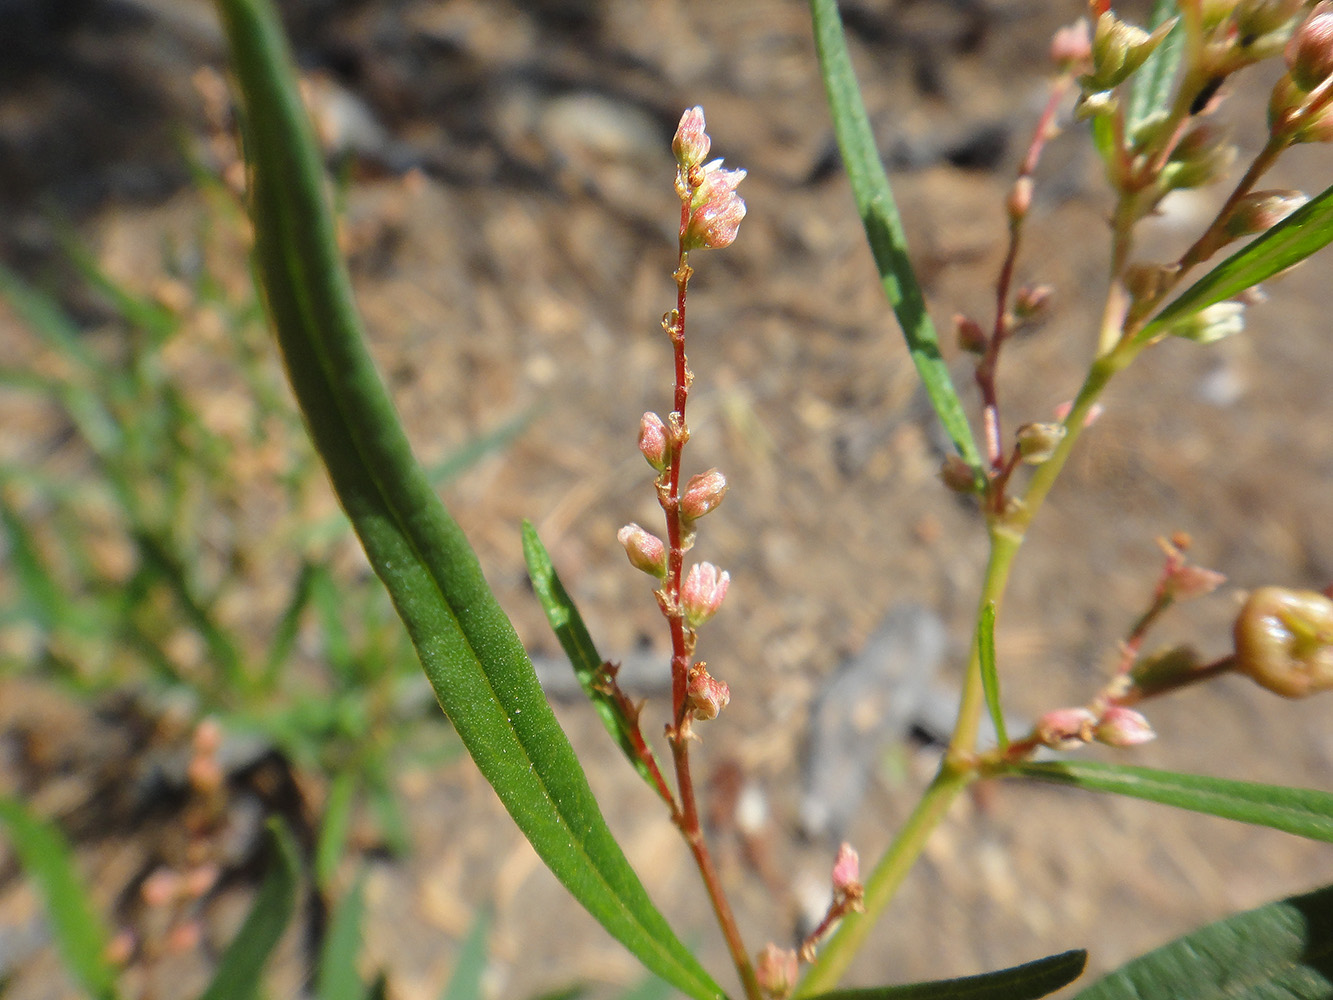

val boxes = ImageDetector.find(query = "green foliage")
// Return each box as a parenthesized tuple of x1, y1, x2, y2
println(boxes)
(0, 795, 120, 1000)
(211, 0, 722, 995)
(808, 950, 1086, 1000)
(1127, 1, 1186, 132)
(1074, 883, 1333, 1000)
(977, 602, 1007, 751)
(1006, 762, 1333, 843)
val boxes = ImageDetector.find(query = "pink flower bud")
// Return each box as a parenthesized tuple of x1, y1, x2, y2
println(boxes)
(1286, 2, 1333, 91)
(954, 313, 987, 353)
(1014, 284, 1054, 320)
(681, 562, 730, 627)
(617, 523, 666, 578)
(1036, 707, 1097, 750)
(755, 944, 799, 1000)
(1225, 190, 1308, 238)
(1006, 176, 1033, 221)
(672, 106, 711, 169)
(1050, 18, 1092, 69)
(1166, 562, 1227, 601)
(681, 468, 727, 520)
(831, 842, 861, 895)
(684, 161, 747, 250)
(686, 662, 730, 721)
(1094, 706, 1156, 747)
(638, 411, 669, 471)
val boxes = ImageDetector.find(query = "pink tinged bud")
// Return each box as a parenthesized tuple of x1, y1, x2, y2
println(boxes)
(672, 106, 711, 169)
(1094, 706, 1156, 747)
(1051, 17, 1093, 69)
(686, 662, 730, 721)
(685, 160, 747, 250)
(617, 523, 667, 578)
(1167, 562, 1227, 601)
(954, 313, 987, 353)
(681, 468, 727, 520)
(1036, 707, 1097, 750)
(1015, 422, 1067, 465)
(938, 454, 982, 494)
(1234, 586, 1333, 697)
(1014, 284, 1054, 320)
(639, 411, 669, 471)
(1226, 190, 1308, 238)
(755, 944, 799, 1000)
(1084, 11, 1176, 91)
(681, 562, 730, 627)
(1286, 2, 1333, 91)
(831, 842, 861, 895)
(1006, 176, 1033, 221)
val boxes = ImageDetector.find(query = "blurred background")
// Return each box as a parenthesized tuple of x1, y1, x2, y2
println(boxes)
(2, 0, 1333, 997)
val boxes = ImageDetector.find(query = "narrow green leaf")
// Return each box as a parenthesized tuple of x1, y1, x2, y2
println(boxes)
(197, 818, 301, 1000)
(809, 949, 1086, 1000)
(1127, 1, 1185, 132)
(976, 602, 1007, 751)
(212, 3, 721, 995)
(0, 796, 119, 1000)
(0, 488, 66, 635)
(317, 868, 368, 1000)
(521, 521, 666, 797)
(1139, 179, 1333, 343)
(260, 561, 317, 690)
(440, 910, 491, 1000)
(808, 0, 982, 477)
(425, 407, 538, 487)
(315, 771, 359, 891)
(1074, 883, 1333, 1000)
(1007, 761, 1333, 842)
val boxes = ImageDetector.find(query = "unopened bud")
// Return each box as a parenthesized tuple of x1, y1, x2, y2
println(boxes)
(684, 161, 747, 250)
(1124, 261, 1176, 305)
(955, 313, 988, 353)
(1084, 11, 1177, 91)
(939, 454, 982, 493)
(681, 562, 730, 627)
(1051, 18, 1093, 69)
(672, 106, 711, 169)
(831, 842, 862, 901)
(755, 944, 799, 1000)
(1094, 706, 1156, 746)
(1167, 301, 1246, 344)
(1007, 176, 1034, 221)
(1013, 284, 1054, 321)
(686, 662, 730, 720)
(1225, 190, 1308, 238)
(1016, 422, 1067, 464)
(1162, 124, 1237, 190)
(681, 468, 727, 520)
(1286, 2, 1333, 90)
(1237, 0, 1304, 41)
(1130, 645, 1204, 697)
(1234, 586, 1333, 697)
(617, 523, 667, 578)
(1036, 707, 1097, 750)
(639, 412, 669, 471)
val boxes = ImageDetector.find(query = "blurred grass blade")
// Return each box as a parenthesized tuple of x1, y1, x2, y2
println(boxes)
(807, 949, 1086, 1000)
(0, 488, 66, 636)
(808, 0, 982, 476)
(522, 521, 670, 801)
(198, 818, 300, 1000)
(212, 3, 722, 995)
(1127, 0, 1184, 132)
(976, 602, 1007, 751)
(1006, 761, 1333, 842)
(425, 407, 538, 487)
(315, 771, 359, 891)
(0, 796, 119, 1000)
(1073, 883, 1333, 1000)
(1138, 180, 1333, 343)
(317, 868, 367, 1000)
(261, 561, 317, 689)
(440, 910, 491, 1000)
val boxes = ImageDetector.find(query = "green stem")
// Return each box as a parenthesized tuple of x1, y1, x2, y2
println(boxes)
(794, 765, 973, 997)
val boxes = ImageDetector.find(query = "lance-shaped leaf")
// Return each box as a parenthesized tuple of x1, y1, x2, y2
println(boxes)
(807, 949, 1086, 1000)
(1127, 0, 1185, 132)
(977, 602, 1008, 751)
(1138, 180, 1333, 344)
(1006, 761, 1333, 842)
(808, 0, 982, 480)
(210, 1, 722, 996)
(1073, 883, 1333, 1000)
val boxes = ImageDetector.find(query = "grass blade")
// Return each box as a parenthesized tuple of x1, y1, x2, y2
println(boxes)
(808, 0, 981, 477)
(315, 771, 359, 891)
(522, 521, 669, 800)
(317, 868, 368, 1000)
(1006, 761, 1333, 842)
(440, 910, 491, 1000)
(1073, 883, 1333, 1000)
(1138, 180, 1333, 343)
(197, 818, 301, 1000)
(808, 949, 1086, 1000)
(0, 796, 120, 1000)
(1127, 1, 1185, 132)
(976, 602, 1007, 751)
(211, 3, 721, 994)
